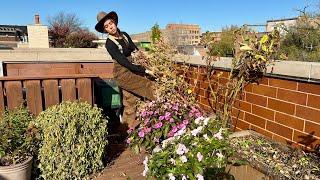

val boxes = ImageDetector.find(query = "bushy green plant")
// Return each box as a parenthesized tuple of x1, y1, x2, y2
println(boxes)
(201, 26, 238, 57)
(35, 101, 108, 180)
(143, 116, 233, 179)
(151, 23, 161, 44)
(280, 11, 320, 62)
(0, 106, 36, 166)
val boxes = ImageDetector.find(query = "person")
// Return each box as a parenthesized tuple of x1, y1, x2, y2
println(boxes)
(95, 11, 156, 132)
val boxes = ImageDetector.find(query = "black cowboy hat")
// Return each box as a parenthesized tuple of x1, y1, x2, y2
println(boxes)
(95, 11, 118, 33)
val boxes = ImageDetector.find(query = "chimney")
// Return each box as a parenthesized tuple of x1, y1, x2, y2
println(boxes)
(35, 14, 40, 25)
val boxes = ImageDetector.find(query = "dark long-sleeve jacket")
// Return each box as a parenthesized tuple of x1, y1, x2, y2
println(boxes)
(105, 31, 146, 74)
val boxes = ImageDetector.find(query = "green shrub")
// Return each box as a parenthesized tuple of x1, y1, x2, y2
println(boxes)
(280, 13, 320, 62)
(0, 106, 36, 166)
(35, 101, 108, 180)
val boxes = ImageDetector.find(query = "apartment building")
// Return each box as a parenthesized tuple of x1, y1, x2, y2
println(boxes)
(266, 17, 298, 33)
(165, 24, 201, 46)
(131, 23, 201, 46)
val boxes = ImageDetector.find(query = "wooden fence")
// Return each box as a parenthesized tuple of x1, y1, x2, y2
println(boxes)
(0, 74, 97, 115)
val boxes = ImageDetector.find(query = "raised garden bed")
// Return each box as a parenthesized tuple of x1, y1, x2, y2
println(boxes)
(229, 130, 320, 180)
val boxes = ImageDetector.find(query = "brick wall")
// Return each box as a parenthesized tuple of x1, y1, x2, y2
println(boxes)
(183, 64, 320, 151)
(4, 62, 114, 79)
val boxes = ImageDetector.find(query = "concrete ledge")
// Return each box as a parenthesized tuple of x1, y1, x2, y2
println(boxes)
(1, 48, 320, 81)
(0, 48, 113, 62)
(175, 55, 320, 82)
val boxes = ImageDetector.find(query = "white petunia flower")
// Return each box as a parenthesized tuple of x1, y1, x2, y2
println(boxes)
(142, 156, 149, 176)
(143, 156, 148, 165)
(191, 126, 203, 136)
(196, 174, 204, 180)
(180, 155, 188, 163)
(176, 143, 189, 155)
(203, 117, 210, 126)
(152, 145, 162, 153)
(181, 175, 187, 180)
(162, 137, 174, 148)
(203, 134, 209, 141)
(216, 152, 224, 158)
(168, 173, 176, 180)
(174, 128, 186, 137)
(169, 158, 176, 165)
(213, 130, 223, 140)
(197, 152, 203, 162)
(195, 116, 204, 124)
(142, 167, 148, 176)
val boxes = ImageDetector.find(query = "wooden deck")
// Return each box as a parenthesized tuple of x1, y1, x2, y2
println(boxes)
(94, 143, 147, 180)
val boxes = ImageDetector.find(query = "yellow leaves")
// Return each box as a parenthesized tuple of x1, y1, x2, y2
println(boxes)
(187, 89, 192, 94)
(260, 34, 269, 44)
(239, 43, 252, 51)
(217, 72, 224, 78)
(255, 54, 266, 62)
(279, 53, 288, 60)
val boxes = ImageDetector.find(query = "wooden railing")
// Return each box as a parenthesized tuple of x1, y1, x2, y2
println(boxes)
(0, 74, 98, 115)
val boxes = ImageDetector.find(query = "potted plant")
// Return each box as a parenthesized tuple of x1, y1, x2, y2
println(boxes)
(0, 106, 37, 180)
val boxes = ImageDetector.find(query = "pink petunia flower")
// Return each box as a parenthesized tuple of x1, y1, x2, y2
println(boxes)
(138, 131, 145, 138)
(168, 131, 174, 137)
(147, 111, 154, 116)
(195, 112, 202, 118)
(172, 105, 179, 111)
(154, 122, 163, 129)
(127, 128, 134, 134)
(141, 110, 147, 117)
(178, 123, 186, 130)
(144, 127, 152, 133)
(182, 119, 189, 125)
(171, 126, 178, 133)
(164, 112, 171, 120)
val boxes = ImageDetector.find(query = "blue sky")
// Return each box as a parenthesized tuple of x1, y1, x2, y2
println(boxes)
(0, 0, 319, 35)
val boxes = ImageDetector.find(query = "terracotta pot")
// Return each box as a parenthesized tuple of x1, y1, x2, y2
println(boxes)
(0, 157, 32, 180)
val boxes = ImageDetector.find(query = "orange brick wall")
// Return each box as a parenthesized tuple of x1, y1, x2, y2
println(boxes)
(183, 64, 320, 151)
(4, 62, 114, 79)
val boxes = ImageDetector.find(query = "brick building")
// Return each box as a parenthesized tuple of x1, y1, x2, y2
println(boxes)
(0, 25, 27, 48)
(131, 23, 201, 46)
(0, 14, 49, 49)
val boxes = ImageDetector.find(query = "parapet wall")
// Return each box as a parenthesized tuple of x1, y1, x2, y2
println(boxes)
(0, 48, 113, 78)
(177, 56, 320, 151)
(0, 49, 319, 150)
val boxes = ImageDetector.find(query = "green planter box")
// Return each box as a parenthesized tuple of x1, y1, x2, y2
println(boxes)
(95, 79, 122, 109)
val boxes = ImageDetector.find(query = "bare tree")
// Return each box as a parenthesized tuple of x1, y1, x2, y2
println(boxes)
(47, 12, 83, 47)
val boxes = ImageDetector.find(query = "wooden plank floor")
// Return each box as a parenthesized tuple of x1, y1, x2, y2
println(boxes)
(94, 143, 147, 180)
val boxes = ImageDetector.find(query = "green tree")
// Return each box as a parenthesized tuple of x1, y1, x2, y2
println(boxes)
(280, 9, 320, 61)
(208, 26, 238, 57)
(151, 23, 161, 43)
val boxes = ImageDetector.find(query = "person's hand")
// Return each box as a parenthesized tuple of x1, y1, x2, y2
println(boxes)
(145, 69, 156, 77)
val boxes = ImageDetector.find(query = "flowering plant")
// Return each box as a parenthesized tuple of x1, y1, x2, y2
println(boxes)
(127, 98, 204, 153)
(143, 116, 233, 179)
